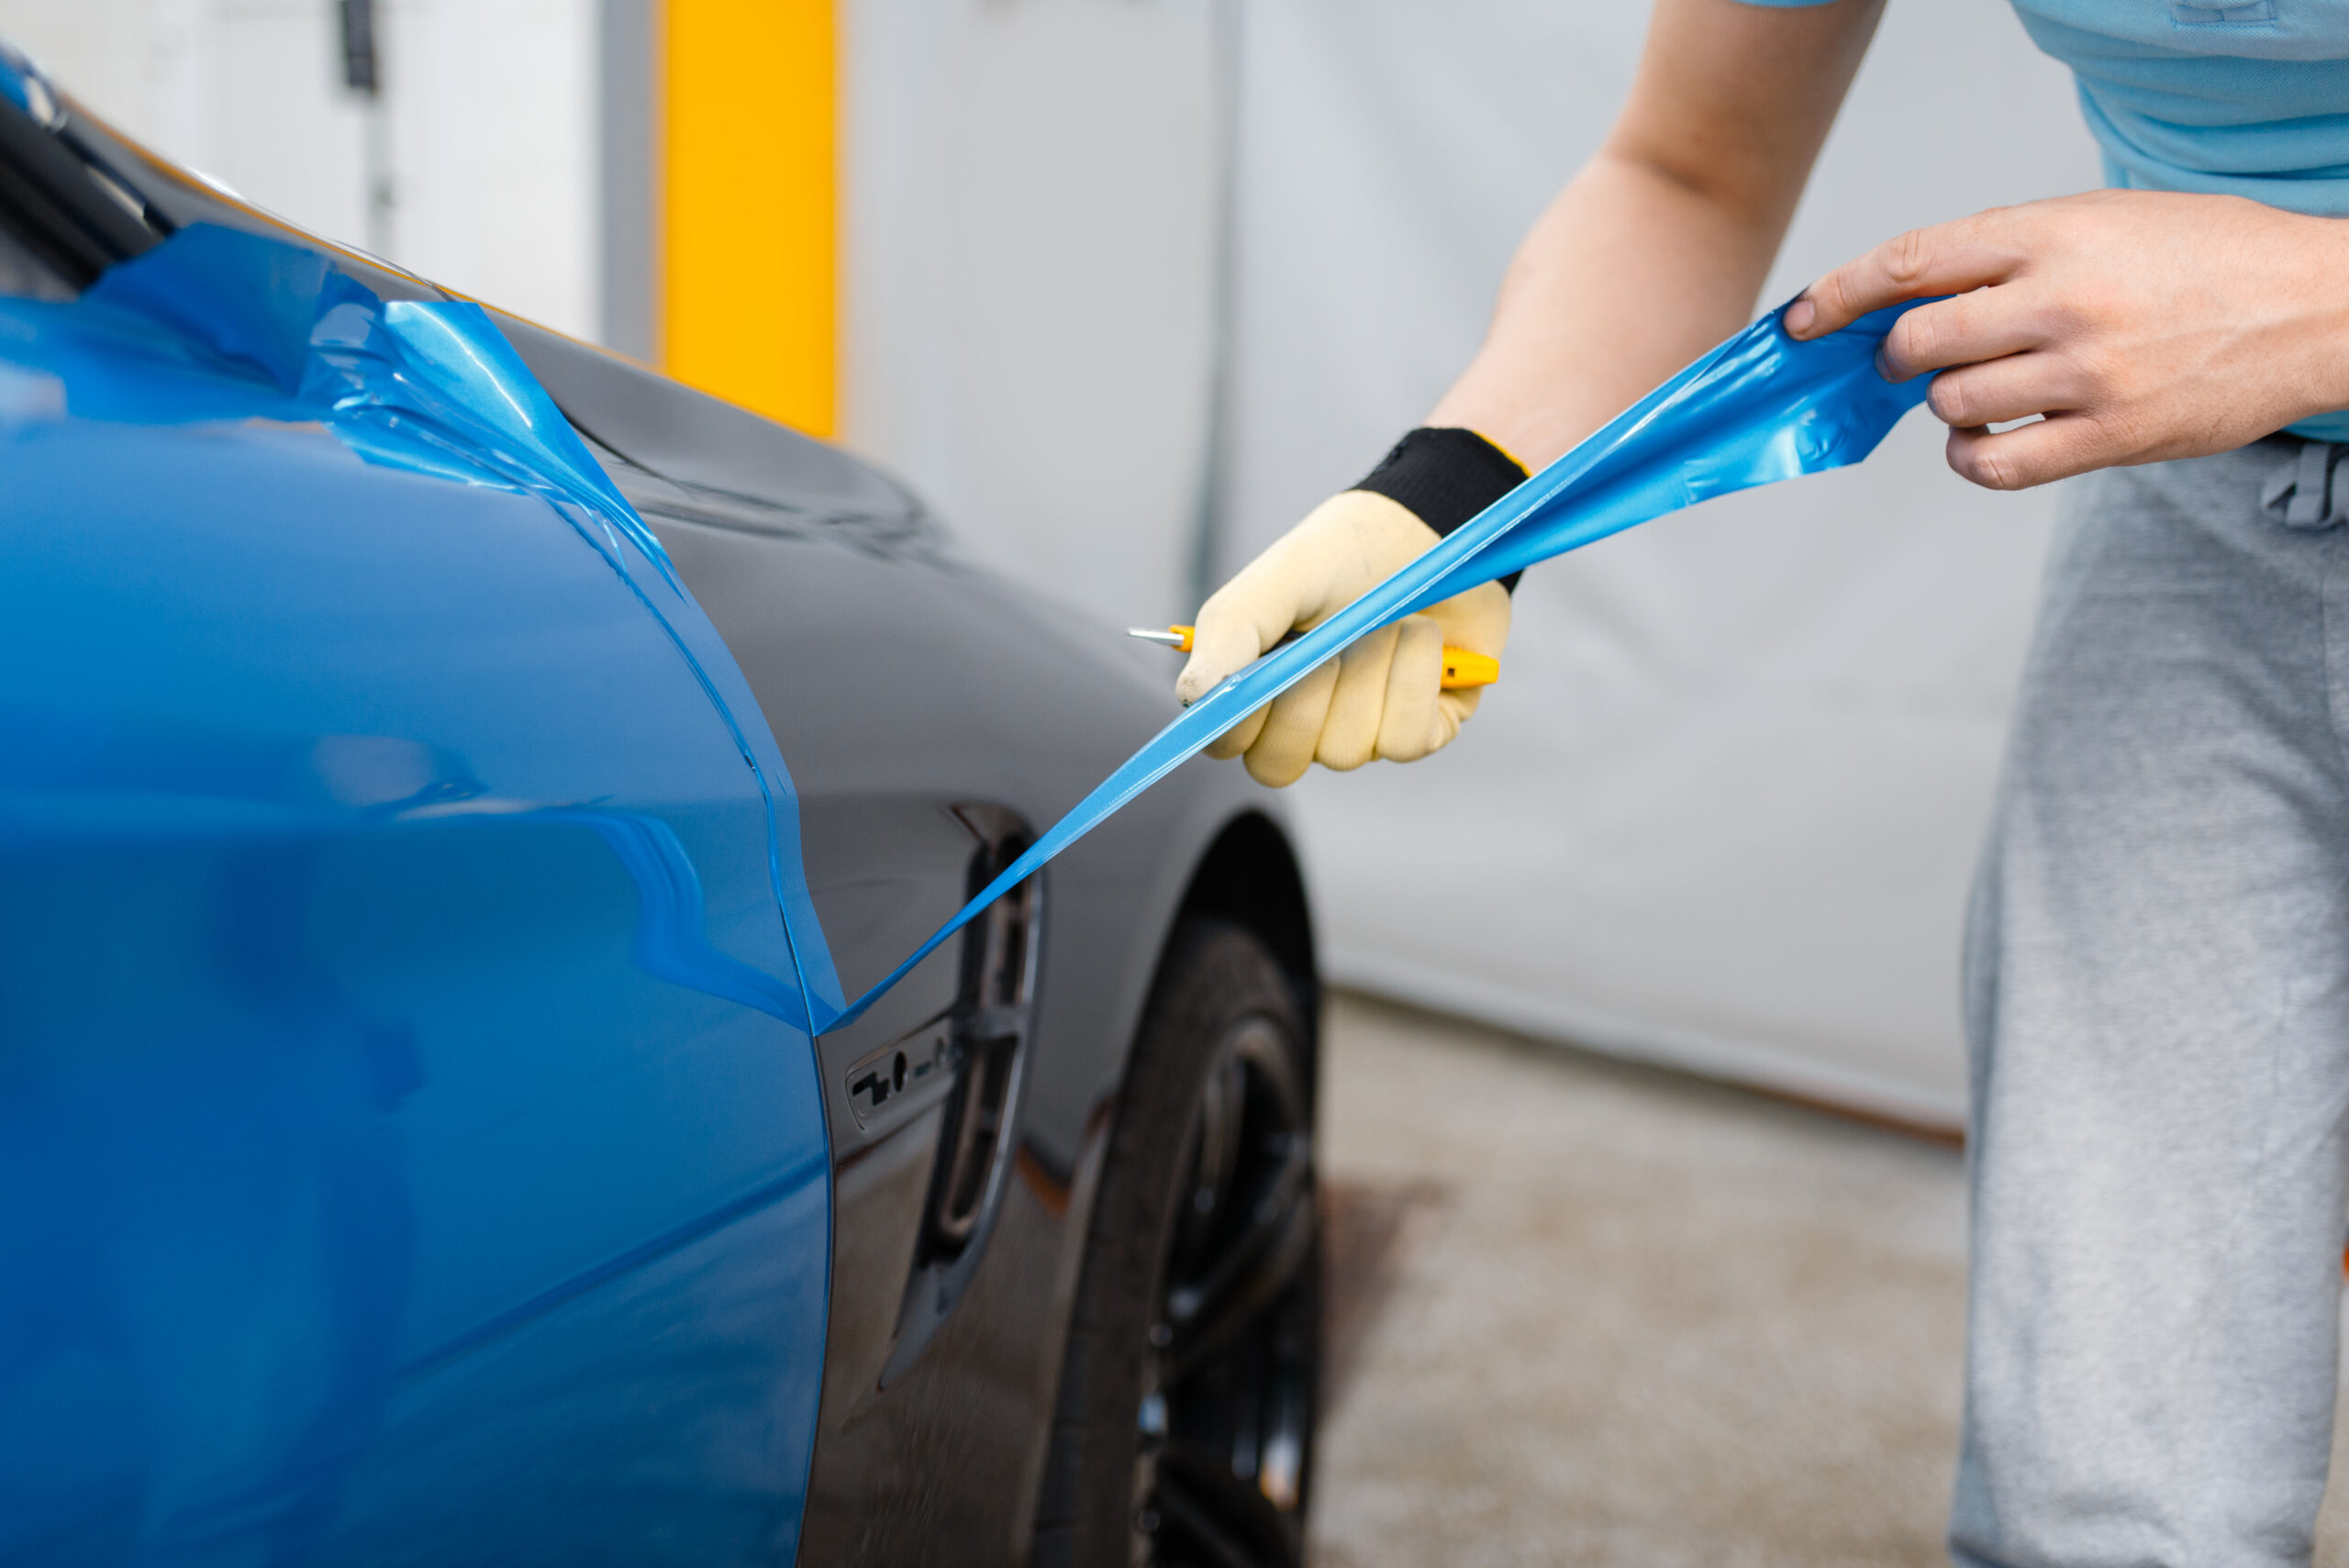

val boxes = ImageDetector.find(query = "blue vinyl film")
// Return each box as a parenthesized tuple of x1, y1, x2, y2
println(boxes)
(0, 203, 1931, 1562)
(0, 224, 836, 1563)
(7, 221, 1927, 1044)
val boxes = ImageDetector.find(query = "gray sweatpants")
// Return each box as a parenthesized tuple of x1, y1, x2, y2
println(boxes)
(1955, 436, 2349, 1568)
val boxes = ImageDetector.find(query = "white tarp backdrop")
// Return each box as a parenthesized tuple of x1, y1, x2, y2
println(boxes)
(1209, 0, 2100, 1125)
(843, 0, 1224, 631)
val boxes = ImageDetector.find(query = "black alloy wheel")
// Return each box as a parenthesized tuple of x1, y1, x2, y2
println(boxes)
(1032, 920, 1319, 1568)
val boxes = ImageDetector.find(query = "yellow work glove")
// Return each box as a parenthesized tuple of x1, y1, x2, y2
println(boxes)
(1175, 428, 1524, 788)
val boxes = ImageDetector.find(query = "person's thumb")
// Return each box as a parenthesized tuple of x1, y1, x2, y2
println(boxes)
(1175, 573, 1298, 706)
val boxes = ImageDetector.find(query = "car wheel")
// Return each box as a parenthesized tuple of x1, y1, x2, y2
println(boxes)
(1033, 919, 1319, 1568)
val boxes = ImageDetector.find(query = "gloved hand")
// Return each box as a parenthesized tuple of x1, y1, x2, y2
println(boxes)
(1175, 492, 1511, 786)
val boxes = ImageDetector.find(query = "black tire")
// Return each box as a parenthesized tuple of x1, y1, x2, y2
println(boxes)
(1032, 920, 1319, 1568)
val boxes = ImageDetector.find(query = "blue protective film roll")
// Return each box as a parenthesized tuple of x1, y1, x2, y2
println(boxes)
(823, 300, 1937, 1032)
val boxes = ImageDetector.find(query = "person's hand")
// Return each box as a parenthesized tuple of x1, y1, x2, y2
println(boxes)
(1787, 190, 2349, 489)
(1175, 490, 1511, 788)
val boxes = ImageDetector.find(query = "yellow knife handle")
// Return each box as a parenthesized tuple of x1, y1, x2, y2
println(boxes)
(1163, 627, 1498, 689)
(1438, 648, 1500, 689)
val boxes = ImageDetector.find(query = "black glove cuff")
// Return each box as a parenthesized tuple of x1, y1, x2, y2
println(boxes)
(1350, 427, 1530, 593)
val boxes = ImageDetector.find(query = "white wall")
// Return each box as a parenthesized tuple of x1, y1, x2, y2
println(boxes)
(0, 0, 603, 342)
(842, 0, 1224, 630)
(1218, 0, 2102, 1124)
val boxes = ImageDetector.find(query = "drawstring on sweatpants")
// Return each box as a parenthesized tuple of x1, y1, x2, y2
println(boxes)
(2260, 439, 2349, 530)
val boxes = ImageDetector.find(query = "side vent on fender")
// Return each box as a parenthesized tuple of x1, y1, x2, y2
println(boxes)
(879, 803, 1042, 1385)
(924, 806, 1039, 1257)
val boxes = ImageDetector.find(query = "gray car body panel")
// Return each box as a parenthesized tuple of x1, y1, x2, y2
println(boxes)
(494, 314, 1312, 1561)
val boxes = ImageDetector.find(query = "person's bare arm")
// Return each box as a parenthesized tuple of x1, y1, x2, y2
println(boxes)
(1175, 0, 1884, 784)
(1430, 0, 1884, 468)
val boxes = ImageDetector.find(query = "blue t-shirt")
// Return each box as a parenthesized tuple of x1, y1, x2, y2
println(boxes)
(1741, 0, 2349, 438)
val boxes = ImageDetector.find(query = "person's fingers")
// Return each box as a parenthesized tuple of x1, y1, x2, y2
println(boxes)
(1943, 412, 2110, 491)
(1317, 625, 1399, 773)
(1876, 288, 2048, 382)
(1203, 702, 1271, 760)
(1429, 688, 1476, 751)
(1400, 582, 1508, 760)
(1924, 350, 2082, 430)
(1372, 617, 1447, 762)
(1243, 659, 1341, 787)
(1788, 214, 2023, 339)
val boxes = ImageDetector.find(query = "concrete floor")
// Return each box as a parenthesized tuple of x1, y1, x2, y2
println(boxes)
(1308, 992, 2349, 1568)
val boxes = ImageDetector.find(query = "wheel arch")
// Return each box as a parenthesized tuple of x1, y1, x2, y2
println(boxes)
(1169, 811, 1319, 1073)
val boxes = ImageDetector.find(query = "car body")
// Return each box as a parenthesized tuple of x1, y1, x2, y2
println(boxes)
(0, 48, 1319, 1567)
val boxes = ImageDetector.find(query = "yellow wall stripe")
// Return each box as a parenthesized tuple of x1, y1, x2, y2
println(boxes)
(662, 0, 837, 438)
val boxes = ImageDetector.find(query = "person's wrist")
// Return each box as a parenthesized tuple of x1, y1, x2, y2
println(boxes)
(2321, 218, 2349, 416)
(2289, 215, 2349, 422)
(1350, 428, 1530, 591)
